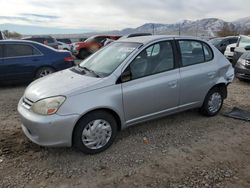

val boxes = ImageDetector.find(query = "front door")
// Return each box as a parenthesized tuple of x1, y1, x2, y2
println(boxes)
(122, 41, 180, 124)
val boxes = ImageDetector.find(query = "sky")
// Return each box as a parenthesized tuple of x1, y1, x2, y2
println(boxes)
(0, 0, 250, 34)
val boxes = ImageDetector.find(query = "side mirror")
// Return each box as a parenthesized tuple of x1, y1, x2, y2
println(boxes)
(120, 69, 132, 83)
(245, 46, 250, 51)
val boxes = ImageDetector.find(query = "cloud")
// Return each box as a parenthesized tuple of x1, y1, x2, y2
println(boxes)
(0, 0, 250, 31)
(20, 13, 60, 19)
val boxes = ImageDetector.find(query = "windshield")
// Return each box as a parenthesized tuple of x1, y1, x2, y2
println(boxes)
(209, 38, 223, 46)
(238, 36, 250, 47)
(79, 42, 141, 77)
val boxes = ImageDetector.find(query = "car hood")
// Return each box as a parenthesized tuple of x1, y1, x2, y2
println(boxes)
(24, 68, 111, 102)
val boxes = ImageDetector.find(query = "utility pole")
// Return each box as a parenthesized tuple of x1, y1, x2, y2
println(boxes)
(152, 24, 155, 35)
(178, 23, 181, 36)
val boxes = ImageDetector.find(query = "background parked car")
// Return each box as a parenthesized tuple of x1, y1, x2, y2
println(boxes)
(23, 36, 59, 49)
(224, 43, 237, 61)
(56, 38, 72, 44)
(0, 40, 74, 83)
(233, 35, 250, 66)
(209, 36, 238, 54)
(0, 31, 7, 40)
(235, 51, 250, 81)
(72, 35, 121, 59)
(58, 41, 72, 51)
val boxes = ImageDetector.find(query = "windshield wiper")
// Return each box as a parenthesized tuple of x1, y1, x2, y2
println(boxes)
(78, 65, 101, 78)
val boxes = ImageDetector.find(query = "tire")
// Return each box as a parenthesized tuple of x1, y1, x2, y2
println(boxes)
(238, 78, 245, 82)
(73, 111, 118, 154)
(200, 88, 224, 116)
(35, 67, 55, 79)
(78, 49, 90, 59)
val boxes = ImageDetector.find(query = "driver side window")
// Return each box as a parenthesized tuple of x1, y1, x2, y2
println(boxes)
(129, 41, 174, 80)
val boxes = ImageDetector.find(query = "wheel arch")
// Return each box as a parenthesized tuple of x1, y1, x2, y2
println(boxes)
(71, 108, 122, 145)
(208, 82, 228, 99)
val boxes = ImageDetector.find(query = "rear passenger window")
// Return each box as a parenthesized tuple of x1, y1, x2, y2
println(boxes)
(5, 44, 40, 58)
(178, 40, 213, 67)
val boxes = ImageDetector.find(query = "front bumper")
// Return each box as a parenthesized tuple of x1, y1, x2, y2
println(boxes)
(18, 99, 79, 147)
(235, 64, 250, 80)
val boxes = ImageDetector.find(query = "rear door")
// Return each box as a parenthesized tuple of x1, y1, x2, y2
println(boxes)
(3, 43, 43, 81)
(177, 40, 216, 109)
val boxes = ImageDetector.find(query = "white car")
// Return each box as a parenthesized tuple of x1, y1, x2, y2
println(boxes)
(224, 43, 236, 61)
(58, 41, 71, 51)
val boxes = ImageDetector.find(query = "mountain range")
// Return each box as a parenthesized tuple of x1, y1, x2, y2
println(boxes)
(113, 17, 250, 37)
(1, 17, 250, 38)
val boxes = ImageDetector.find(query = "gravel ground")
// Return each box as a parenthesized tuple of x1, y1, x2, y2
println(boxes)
(0, 80, 250, 188)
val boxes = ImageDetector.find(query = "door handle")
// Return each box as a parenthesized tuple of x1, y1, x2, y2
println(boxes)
(32, 59, 39, 62)
(168, 81, 177, 88)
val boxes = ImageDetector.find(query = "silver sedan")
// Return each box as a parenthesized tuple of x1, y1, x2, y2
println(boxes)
(18, 35, 234, 154)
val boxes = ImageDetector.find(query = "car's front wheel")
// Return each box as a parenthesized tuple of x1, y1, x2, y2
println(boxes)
(73, 111, 118, 154)
(200, 88, 223, 116)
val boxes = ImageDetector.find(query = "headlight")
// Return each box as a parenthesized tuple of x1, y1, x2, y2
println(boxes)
(31, 96, 66, 115)
(238, 58, 246, 66)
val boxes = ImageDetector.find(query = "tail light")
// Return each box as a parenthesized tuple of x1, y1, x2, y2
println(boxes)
(64, 56, 75, 62)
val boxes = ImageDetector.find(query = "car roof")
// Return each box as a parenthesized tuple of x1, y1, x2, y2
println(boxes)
(22, 35, 54, 39)
(117, 35, 206, 45)
(0, 39, 41, 45)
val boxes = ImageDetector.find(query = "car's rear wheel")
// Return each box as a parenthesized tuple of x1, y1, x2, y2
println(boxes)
(200, 88, 223, 116)
(78, 49, 90, 59)
(35, 67, 55, 79)
(73, 111, 117, 154)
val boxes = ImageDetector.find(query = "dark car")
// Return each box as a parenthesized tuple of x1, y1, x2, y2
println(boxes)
(0, 31, 6, 40)
(235, 51, 250, 81)
(209, 36, 238, 54)
(0, 40, 74, 84)
(56, 38, 72, 44)
(23, 36, 59, 49)
(233, 35, 250, 66)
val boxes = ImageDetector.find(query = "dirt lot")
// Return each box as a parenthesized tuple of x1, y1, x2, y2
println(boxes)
(0, 80, 250, 188)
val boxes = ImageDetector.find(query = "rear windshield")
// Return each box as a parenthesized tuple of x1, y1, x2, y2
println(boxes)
(238, 36, 250, 47)
(209, 38, 223, 46)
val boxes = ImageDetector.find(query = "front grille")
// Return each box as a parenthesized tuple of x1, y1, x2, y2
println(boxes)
(22, 97, 34, 110)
